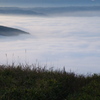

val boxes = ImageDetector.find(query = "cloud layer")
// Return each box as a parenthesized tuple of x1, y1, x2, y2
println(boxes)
(0, 15, 100, 74)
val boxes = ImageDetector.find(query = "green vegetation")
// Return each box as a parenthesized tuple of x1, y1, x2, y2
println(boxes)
(0, 64, 100, 100)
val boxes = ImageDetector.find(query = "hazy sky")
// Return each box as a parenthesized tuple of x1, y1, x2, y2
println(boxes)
(0, 0, 100, 7)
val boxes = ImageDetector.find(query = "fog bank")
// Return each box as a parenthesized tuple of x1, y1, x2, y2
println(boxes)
(0, 15, 100, 74)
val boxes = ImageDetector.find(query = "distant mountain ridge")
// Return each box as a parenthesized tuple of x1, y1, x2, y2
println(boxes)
(0, 6, 100, 17)
(31, 6, 100, 16)
(0, 25, 29, 36)
(0, 7, 45, 16)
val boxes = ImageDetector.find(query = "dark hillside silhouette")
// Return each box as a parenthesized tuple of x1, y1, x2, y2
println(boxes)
(0, 25, 29, 36)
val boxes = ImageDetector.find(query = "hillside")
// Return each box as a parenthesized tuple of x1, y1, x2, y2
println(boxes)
(0, 25, 29, 36)
(0, 65, 100, 100)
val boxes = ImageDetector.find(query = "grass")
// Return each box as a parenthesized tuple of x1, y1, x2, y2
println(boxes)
(0, 64, 100, 100)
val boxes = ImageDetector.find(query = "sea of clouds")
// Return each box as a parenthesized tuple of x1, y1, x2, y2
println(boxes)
(0, 15, 100, 74)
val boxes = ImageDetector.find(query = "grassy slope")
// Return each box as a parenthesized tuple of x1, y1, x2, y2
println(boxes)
(0, 65, 100, 100)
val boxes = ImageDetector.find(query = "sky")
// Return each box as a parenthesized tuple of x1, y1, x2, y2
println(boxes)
(0, 0, 100, 7)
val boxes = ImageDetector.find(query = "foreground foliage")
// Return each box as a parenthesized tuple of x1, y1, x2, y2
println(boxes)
(0, 65, 100, 100)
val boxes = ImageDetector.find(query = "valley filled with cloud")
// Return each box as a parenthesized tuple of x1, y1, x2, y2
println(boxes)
(0, 15, 100, 74)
